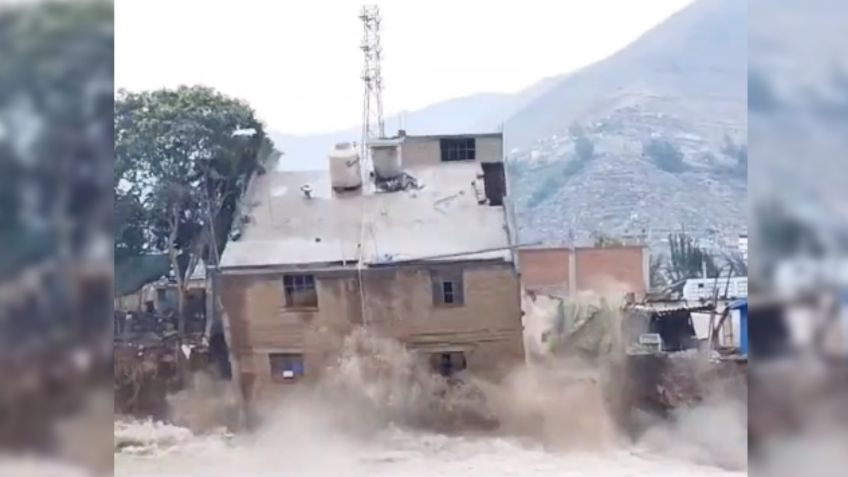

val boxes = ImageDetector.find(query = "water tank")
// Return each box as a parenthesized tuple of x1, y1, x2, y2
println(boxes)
(370, 138, 403, 180)
(328, 142, 362, 191)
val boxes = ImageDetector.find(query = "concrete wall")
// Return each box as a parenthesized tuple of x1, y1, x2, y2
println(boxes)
(219, 261, 524, 401)
(402, 134, 503, 167)
(518, 246, 649, 297)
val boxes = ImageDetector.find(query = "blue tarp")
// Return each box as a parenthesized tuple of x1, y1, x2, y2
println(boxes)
(729, 299, 748, 355)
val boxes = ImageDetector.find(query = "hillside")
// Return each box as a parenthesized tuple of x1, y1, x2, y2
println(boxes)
(504, 0, 747, 250)
(269, 0, 747, 252)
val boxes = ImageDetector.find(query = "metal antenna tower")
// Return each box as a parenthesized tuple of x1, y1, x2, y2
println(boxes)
(359, 5, 385, 161)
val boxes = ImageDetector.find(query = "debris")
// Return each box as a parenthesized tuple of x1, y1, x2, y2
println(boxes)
(300, 184, 313, 199)
(375, 172, 422, 192)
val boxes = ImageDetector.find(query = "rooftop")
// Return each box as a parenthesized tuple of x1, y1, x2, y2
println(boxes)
(220, 161, 511, 269)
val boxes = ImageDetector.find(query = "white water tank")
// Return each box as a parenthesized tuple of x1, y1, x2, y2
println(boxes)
(328, 142, 362, 191)
(370, 138, 404, 179)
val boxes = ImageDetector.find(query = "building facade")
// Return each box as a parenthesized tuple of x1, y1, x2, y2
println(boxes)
(217, 132, 524, 402)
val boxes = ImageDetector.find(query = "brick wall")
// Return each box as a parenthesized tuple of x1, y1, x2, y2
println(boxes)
(518, 246, 648, 296)
(574, 246, 647, 296)
(516, 248, 570, 290)
(219, 261, 524, 402)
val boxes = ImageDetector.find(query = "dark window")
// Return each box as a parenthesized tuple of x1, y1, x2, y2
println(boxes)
(283, 274, 317, 308)
(430, 352, 467, 377)
(269, 353, 305, 379)
(431, 271, 464, 306)
(440, 137, 476, 161)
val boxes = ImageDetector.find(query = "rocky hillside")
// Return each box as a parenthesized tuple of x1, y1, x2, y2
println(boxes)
(505, 0, 747, 251)
(270, 0, 747, 252)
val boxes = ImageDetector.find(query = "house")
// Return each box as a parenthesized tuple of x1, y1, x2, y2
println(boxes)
(114, 254, 172, 312)
(517, 245, 650, 298)
(216, 131, 525, 401)
(114, 255, 207, 314)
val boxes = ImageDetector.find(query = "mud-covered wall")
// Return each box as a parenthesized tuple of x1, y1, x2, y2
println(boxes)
(363, 264, 525, 381)
(218, 272, 359, 400)
(219, 262, 524, 400)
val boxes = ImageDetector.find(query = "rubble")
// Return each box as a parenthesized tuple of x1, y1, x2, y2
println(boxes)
(374, 171, 423, 193)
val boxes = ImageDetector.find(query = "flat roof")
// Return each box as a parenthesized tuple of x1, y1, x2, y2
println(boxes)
(220, 161, 511, 269)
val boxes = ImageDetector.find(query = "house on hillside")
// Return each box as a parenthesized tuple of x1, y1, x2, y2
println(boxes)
(216, 131, 525, 401)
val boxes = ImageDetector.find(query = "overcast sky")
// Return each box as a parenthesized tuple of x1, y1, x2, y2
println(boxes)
(116, 0, 694, 135)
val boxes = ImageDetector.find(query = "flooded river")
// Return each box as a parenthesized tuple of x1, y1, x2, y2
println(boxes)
(115, 418, 744, 477)
(115, 327, 746, 476)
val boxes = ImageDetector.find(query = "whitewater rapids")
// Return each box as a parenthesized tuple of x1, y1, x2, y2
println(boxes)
(114, 300, 746, 476)
(115, 418, 743, 477)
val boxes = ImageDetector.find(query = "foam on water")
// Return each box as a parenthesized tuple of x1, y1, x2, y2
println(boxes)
(115, 417, 744, 477)
(116, 297, 747, 476)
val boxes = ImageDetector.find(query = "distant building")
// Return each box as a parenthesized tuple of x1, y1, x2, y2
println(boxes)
(738, 233, 748, 261)
(217, 132, 524, 401)
(682, 276, 748, 302)
(114, 255, 206, 315)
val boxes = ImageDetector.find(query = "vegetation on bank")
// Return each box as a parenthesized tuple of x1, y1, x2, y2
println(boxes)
(115, 86, 280, 331)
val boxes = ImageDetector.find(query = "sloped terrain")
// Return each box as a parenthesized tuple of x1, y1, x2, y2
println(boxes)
(505, 0, 747, 249)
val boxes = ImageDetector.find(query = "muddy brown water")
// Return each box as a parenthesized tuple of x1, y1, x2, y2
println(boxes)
(114, 313, 747, 476)
(114, 418, 744, 477)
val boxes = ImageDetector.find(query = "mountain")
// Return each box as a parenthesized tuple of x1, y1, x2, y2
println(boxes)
(505, 0, 747, 250)
(270, 0, 747, 253)
(270, 75, 562, 170)
(506, 0, 746, 149)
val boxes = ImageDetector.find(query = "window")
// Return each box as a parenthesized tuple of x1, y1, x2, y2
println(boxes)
(269, 353, 305, 379)
(440, 137, 476, 162)
(283, 274, 317, 308)
(429, 352, 467, 377)
(431, 271, 464, 306)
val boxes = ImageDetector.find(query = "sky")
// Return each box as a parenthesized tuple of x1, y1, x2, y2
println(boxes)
(116, 0, 694, 135)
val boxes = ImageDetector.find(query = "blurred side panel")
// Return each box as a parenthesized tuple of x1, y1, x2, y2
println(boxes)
(749, 0, 848, 476)
(0, 0, 114, 474)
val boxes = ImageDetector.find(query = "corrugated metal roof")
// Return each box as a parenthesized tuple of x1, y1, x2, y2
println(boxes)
(220, 161, 510, 269)
(627, 303, 715, 316)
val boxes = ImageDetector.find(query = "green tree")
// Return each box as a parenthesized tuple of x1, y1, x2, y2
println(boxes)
(725, 251, 748, 277)
(115, 86, 274, 335)
(568, 122, 595, 161)
(722, 135, 747, 177)
(643, 138, 686, 173)
(649, 254, 668, 289)
(575, 135, 595, 162)
(114, 190, 147, 261)
(667, 232, 719, 282)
